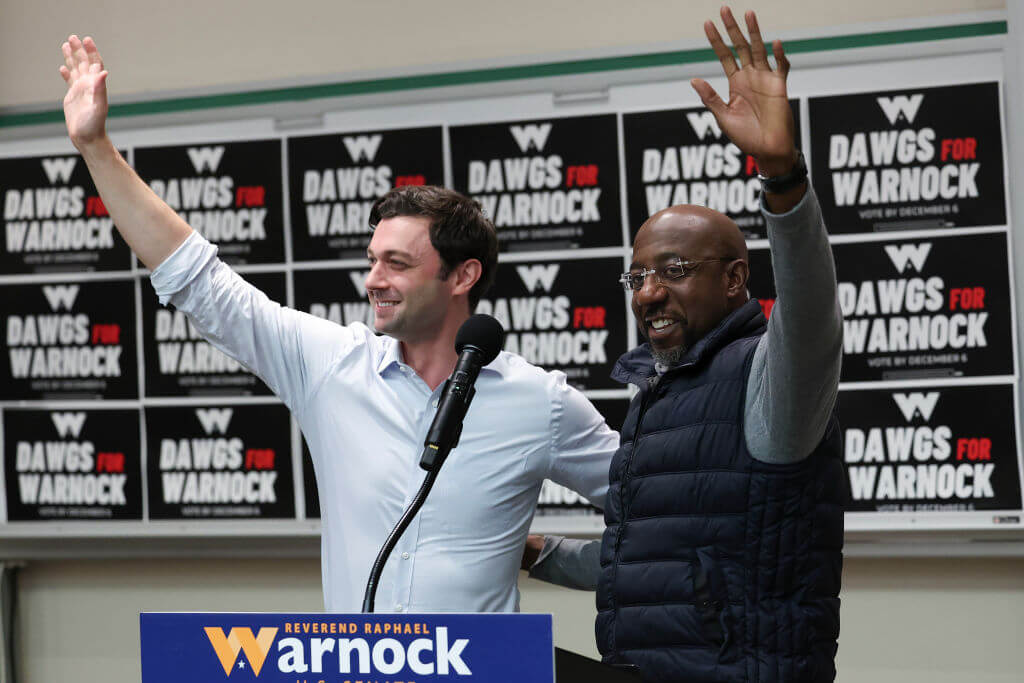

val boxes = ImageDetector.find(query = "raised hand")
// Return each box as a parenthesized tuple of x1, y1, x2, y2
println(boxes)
(691, 7, 796, 177)
(59, 35, 109, 150)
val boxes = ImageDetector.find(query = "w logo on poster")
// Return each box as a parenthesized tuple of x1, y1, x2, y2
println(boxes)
(342, 135, 383, 163)
(348, 270, 370, 295)
(892, 392, 940, 422)
(41, 157, 77, 184)
(196, 408, 233, 434)
(50, 411, 87, 438)
(186, 146, 226, 173)
(509, 123, 552, 153)
(685, 111, 722, 139)
(883, 243, 931, 273)
(203, 627, 278, 676)
(42, 284, 80, 311)
(515, 264, 559, 293)
(876, 94, 924, 125)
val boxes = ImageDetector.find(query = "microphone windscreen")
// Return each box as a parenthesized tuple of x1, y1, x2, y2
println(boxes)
(455, 314, 505, 364)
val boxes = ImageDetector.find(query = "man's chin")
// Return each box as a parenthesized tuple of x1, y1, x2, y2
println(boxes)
(650, 342, 688, 368)
(372, 317, 397, 336)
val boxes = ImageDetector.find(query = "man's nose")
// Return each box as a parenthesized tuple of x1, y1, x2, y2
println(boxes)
(364, 261, 388, 291)
(634, 274, 667, 304)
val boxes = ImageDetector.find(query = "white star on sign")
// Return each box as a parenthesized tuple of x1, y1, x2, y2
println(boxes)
(238, 661, 245, 669)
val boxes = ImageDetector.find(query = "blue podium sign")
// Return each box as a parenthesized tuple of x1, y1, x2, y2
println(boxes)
(140, 612, 554, 682)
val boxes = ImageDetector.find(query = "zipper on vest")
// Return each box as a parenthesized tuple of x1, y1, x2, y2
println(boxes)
(612, 373, 663, 555)
(605, 374, 663, 657)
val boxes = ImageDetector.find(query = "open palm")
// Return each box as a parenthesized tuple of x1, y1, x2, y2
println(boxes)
(59, 35, 109, 149)
(691, 8, 796, 175)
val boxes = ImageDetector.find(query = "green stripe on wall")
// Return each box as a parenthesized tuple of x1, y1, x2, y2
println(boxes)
(1, 20, 1006, 130)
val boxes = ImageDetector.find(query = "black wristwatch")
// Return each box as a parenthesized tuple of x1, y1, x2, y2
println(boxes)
(757, 150, 807, 194)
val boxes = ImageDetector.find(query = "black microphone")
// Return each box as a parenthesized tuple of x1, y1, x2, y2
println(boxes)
(420, 314, 505, 471)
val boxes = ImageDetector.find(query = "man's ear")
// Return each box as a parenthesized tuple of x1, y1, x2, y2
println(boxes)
(726, 259, 749, 298)
(450, 258, 483, 297)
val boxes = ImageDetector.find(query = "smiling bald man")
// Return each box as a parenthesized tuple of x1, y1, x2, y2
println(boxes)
(525, 8, 847, 683)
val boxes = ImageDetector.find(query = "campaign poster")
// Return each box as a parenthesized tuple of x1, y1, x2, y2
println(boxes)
(450, 115, 622, 251)
(747, 232, 1014, 382)
(0, 279, 138, 399)
(140, 612, 553, 683)
(3, 408, 142, 521)
(287, 126, 445, 260)
(536, 397, 628, 517)
(623, 101, 801, 239)
(839, 384, 1022, 514)
(0, 151, 131, 273)
(809, 82, 1007, 233)
(134, 140, 285, 264)
(476, 257, 629, 391)
(145, 403, 295, 519)
(292, 265, 373, 330)
(140, 272, 287, 396)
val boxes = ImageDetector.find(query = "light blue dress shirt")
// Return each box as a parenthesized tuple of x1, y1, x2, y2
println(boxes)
(151, 232, 618, 613)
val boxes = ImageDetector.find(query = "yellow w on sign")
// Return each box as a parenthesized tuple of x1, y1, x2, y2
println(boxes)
(203, 626, 278, 676)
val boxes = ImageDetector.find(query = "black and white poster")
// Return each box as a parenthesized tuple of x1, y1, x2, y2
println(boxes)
(134, 140, 286, 264)
(747, 232, 1013, 382)
(4, 408, 143, 521)
(292, 265, 373, 330)
(288, 126, 445, 260)
(451, 115, 622, 251)
(1, 279, 138, 399)
(140, 272, 287, 396)
(145, 404, 294, 519)
(623, 101, 801, 239)
(476, 257, 629, 391)
(840, 384, 1021, 514)
(810, 82, 1007, 234)
(0, 151, 131, 273)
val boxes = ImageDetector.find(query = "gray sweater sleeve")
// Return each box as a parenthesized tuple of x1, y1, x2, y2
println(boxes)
(526, 535, 600, 591)
(744, 186, 843, 464)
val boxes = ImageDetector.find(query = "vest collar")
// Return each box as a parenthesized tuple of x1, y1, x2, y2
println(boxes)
(611, 299, 767, 387)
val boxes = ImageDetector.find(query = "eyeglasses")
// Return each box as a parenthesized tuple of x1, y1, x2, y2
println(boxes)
(618, 258, 734, 292)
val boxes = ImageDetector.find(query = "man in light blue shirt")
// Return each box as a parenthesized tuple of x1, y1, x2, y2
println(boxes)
(59, 36, 618, 613)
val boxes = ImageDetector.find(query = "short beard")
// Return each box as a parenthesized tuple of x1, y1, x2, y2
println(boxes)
(650, 344, 687, 369)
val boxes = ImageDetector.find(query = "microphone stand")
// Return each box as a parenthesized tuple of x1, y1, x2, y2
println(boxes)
(361, 467, 440, 613)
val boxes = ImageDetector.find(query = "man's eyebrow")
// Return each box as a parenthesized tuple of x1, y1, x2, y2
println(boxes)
(366, 248, 417, 261)
(629, 252, 684, 269)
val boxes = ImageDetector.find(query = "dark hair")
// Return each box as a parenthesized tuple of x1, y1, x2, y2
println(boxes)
(369, 186, 499, 308)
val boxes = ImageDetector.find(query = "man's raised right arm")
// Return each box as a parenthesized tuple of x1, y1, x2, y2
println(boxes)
(60, 35, 191, 269)
(59, 36, 355, 411)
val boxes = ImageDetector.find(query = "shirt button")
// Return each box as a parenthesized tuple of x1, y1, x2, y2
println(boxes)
(395, 604, 403, 611)
(400, 366, 407, 373)
(431, 399, 439, 408)
(401, 552, 410, 560)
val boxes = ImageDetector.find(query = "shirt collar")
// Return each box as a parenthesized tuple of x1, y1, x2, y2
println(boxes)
(375, 336, 506, 378)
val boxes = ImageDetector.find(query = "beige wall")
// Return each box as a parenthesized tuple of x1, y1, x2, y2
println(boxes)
(1, 0, 1005, 110)
(12, 556, 1024, 682)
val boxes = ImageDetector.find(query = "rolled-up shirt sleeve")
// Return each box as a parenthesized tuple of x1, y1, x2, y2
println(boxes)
(149, 231, 354, 414)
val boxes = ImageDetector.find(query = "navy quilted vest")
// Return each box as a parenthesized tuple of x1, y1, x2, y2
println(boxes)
(596, 299, 845, 683)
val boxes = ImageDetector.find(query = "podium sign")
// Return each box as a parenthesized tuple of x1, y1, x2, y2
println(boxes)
(140, 612, 554, 682)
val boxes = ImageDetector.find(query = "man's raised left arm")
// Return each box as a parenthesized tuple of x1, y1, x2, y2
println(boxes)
(692, 8, 841, 463)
